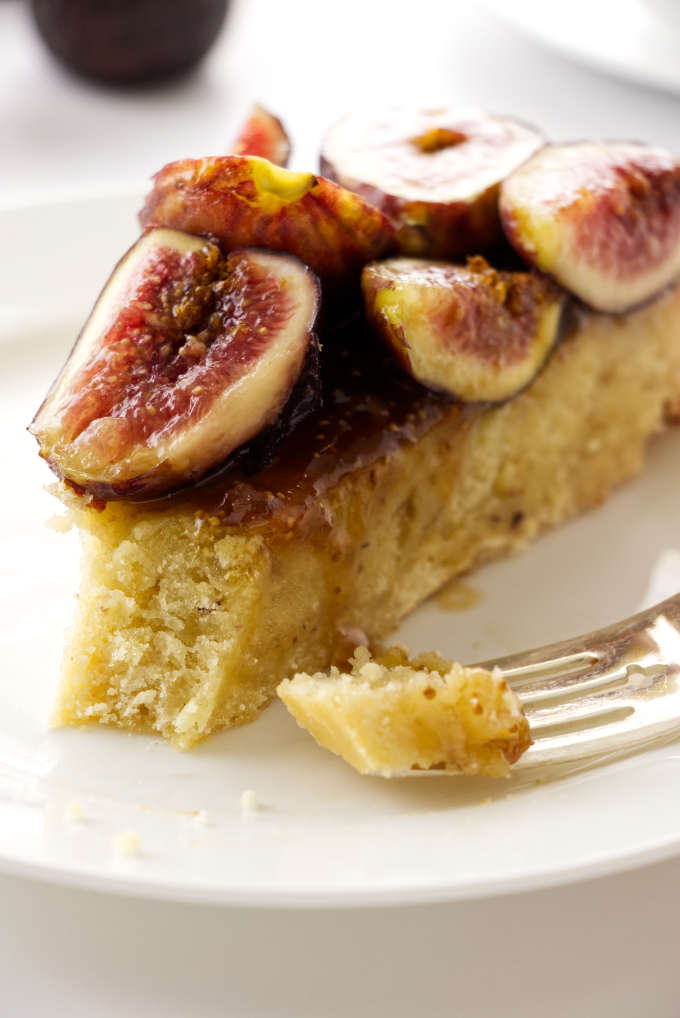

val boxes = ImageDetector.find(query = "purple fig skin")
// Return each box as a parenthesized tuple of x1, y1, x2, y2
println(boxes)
(30, 229, 321, 500)
(500, 141, 680, 313)
(237, 335, 321, 478)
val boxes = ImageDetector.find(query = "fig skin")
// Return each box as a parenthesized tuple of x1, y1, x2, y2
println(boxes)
(362, 256, 567, 403)
(238, 334, 321, 477)
(320, 109, 543, 258)
(500, 141, 680, 313)
(30, 229, 320, 500)
(31, 0, 229, 85)
(139, 155, 395, 291)
(232, 105, 291, 167)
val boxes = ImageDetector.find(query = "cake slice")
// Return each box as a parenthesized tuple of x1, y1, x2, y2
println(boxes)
(278, 645, 531, 777)
(53, 283, 680, 747)
(32, 122, 680, 753)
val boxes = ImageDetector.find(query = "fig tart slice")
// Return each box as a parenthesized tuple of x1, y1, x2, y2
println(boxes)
(43, 283, 680, 748)
(32, 124, 680, 751)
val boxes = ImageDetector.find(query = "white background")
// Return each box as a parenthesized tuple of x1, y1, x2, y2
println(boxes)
(2, 0, 680, 1013)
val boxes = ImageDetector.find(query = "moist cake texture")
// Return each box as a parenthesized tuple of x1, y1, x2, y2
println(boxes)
(54, 283, 680, 748)
(278, 645, 531, 777)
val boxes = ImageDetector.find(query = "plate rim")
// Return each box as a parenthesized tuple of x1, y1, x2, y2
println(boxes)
(3, 188, 680, 909)
(1, 826, 680, 909)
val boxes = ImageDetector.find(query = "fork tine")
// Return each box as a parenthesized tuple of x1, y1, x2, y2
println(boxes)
(501, 651, 599, 683)
(516, 680, 680, 767)
(517, 659, 671, 707)
(518, 667, 629, 706)
(527, 696, 636, 731)
(486, 593, 680, 771)
(396, 594, 680, 777)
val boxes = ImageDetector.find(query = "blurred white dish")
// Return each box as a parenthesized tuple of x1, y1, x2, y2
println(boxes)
(482, 0, 680, 93)
(643, 0, 680, 30)
(2, 192, 680, 907)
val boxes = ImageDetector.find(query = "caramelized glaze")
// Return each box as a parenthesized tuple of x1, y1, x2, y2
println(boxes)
(161, 318, 459, 533)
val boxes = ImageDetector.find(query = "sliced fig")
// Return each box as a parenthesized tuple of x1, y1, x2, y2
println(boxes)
(231, 104, 291, 166)
(30, 228, 320, 499)
(139, 155, 395, 289)
(320, 109, 544, 258)
(238, 333, 321, 476)
(362, 256, 566, 403)
(499, 142, 680, 313)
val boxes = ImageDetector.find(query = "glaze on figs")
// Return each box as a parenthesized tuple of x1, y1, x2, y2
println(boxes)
(362, 256, 566, 403)
(500, 141, 680, 312)
(140, 155, 395, 290)
(30, 228, 320, 499)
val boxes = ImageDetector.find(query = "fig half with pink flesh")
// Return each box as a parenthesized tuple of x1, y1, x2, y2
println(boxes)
(30, 228, 320, 499)
(362, 257, 566, 403)
(231, 104, 291, 166)
(320, 109, 543, 258)
(499, 142, 680, 313)
(139, 156, 395, 290)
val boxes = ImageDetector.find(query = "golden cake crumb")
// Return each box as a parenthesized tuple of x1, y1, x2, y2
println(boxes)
(45, 513, 73, 534)
(277, 645, 531, 777)
(240, 789, 258, 814)
(114, 829, 141, 858)
(63, 800, 83, 823)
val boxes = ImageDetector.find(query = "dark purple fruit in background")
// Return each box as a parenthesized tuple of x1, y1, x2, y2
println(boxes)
(31, 0, 229, 85)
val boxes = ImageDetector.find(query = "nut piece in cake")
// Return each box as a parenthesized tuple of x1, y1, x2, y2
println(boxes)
(139, 155, 395, 290)
(320, 108, 543, 257)
(277, 646, 531, 777)
(362, 256, 566, 402)
(30, 229, 320, 499)
(500, 141, 680, 313)
(231, 104, 291, 166)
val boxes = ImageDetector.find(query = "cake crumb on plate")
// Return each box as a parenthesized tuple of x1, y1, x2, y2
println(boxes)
(240, 789, 258, 814)
(114, 829, 141, 858)
(63, 800, 83, 823)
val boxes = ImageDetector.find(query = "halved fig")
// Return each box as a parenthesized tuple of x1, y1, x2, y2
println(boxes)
(500, 142, 680, 313)
(320, 109, 543, 258)
(231, 104, 291, 166)
(139, 155, 395, 290)
(362, 256, 566, 403)
(30, 228, 320, 499)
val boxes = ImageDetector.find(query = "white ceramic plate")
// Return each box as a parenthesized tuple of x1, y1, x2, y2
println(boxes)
(482, 0, 680, 95)
(2, 192, 680, 908)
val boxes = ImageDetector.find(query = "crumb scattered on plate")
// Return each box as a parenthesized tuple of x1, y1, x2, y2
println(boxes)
(63, 800, 83, 823)
(114, 829, 141, 858)
(240, 789, 258, 814)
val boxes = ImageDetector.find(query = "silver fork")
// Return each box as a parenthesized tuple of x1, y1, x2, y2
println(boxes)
(476, 592, 680, 769)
